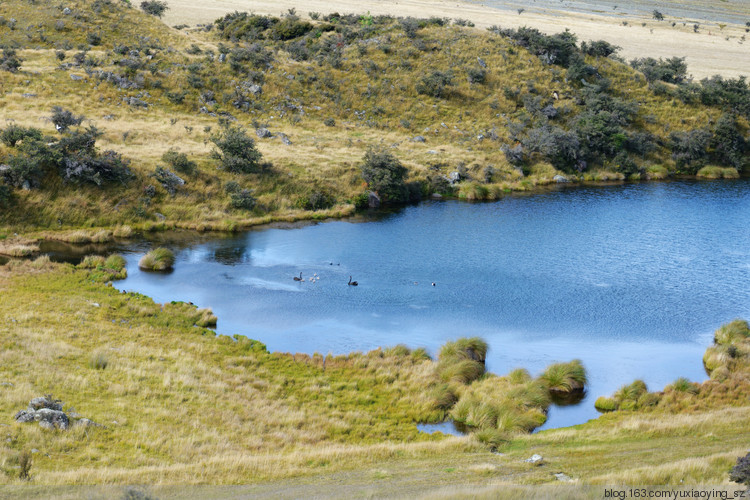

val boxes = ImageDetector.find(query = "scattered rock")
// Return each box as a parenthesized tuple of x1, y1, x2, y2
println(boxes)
(70, 74, 85, 81)
(155, 213, 166, 221)
(427, 150, 438, 155)
(103, 114, 117, 121)
(477, 57, 487, 68)
(30, 396, 62, 411)
(256, 128, 273, 139)
(31, 449, 39, 454)
(63, 7, 71, 15)
(246, 84, 262, 96)
(448, 171, 462, 183)
(524, 454, 544, 465)
(555, 472, 573, 482)
(124, 97, 148, 108)
(218, 53, 226, 63)
(15, 396, 98, 431)
(21, 93, 36, 98)
(553, 175, 569, 183)
(411, 135, 426, 143)
(367, 191, 381, 209)
(277, 133, 292, 146)
(430, 193, 443, 199)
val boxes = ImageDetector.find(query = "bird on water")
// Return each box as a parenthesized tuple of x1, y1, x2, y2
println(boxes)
(348, 276, 358, 286)
(293, 272, 303, 281)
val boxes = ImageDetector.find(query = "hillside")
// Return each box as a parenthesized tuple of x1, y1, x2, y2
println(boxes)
(0, 0, 747, 238)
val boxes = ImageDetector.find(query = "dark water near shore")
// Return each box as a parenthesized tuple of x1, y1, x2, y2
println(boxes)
(48, 180, 750, 430)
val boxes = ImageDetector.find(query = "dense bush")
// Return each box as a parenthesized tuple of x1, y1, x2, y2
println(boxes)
(581, 40, 620, 58)
(162, 149, 196, 175)
(360, 147, 409, 203)
(211, 125, 264, 174)
(0, 48, 22, 72)
(0, 125, 43, 147)
(670, 129, 711, 173)
(229, 44, 274, 73)
(467, 67, 487, 84)
(730, 453, 750, 488)
(630, 57, 687, 84)
(711, 113, 747, 170)
(416, 71, 454, 98)
(140, 1, 168, 18)
(51, 106, 84, 133)
(230, 189, 256, 210)
(0, 183, 11, 207)
(492, 26, 579, 67)
(63, 149, 132, 186)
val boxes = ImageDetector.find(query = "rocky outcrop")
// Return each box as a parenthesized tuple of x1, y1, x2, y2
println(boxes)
(13, 396, 100, 430)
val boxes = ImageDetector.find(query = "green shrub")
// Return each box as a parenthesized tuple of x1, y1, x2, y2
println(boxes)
(51, 106, 84, 133)
(139, 248, 175, 271)
(0, 48, 22, 73)
(230, 189, 256, 210)
(211, 125, 264, 174)
(416, 71, 454, 98)
(360, 147, 409, 204)
(730, 453, 750, 488)
(0, 124, 43, 147)
(0, 184, 12, 207)
(140, 0, 168, 18)
(162, 150, 196, 175)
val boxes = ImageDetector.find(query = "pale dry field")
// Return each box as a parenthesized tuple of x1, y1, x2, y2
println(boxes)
(163, 0, 750, 80)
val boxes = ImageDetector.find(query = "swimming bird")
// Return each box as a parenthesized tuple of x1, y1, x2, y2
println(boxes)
(348, 276, 358, 286)
(293, 272, 303, 281)
(431, 282, 436, 286)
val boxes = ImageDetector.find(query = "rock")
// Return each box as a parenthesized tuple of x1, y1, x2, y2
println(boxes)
(21, 93, 36, 98)
(256, 128, 273, 139)
(70, 74, 84, 81)
(103, 114, 117, 120)
(35, 408, 69, 430)
(31, 449, 39, 453)
(29, 396, 63, 411)
(14, 410, 35, 423)
(74, 418, 102, 428)
(218, 53, 226, 63)
(247, 84, 262, 96)
(124, 97, 148, 108)
(277, 133, 292, 146)
(21, 181, 31, 191)
(553, 175, 569, 183)
(477, 57, 487, 68)
(367, 191, 381, 209)
(430, 193, 443, 199)
(63, 7, 71, 15)
(448, 171, 461, 183)
(555, 472, 572, 482)
(427, 150, 438, 155)
(411, 135, 426, 143)
(155, 213, 166, 221)
(524, 454, 544, 465)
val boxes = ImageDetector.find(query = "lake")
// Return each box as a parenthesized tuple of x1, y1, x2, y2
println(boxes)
(70, 180, 750, 430)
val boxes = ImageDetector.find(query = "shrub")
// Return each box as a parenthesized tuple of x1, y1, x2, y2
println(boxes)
(0, 48, 22, 72)
(711, 113, 746, 169)
(195, 308, 217, 328)
(139, 247, 175, 271)
(230, 189, 256, 210)
(1, 155, 43, 188)
(51, 106, 84, 133)
(467, 67, 487, 84)
(669, 377, 699, 394)
(730, 453, 750, 488)
(140, 0, 168, 18)
(0, 124, 43, 147)
(63, 149, 133, 186)
(211, 125, 264, 174)
(87, 33, 102, 46)
(416, 71, 454, 98)
(360, 147, 409, 204)
(162, 150, 196, 175)
(18, 451, 31, 480)
(323, 118, 336, 127)
(630, 57, 687, 84)
(105, 254, 126, 272)
(0, 184, 12, 207)
(670, 129, 711, 172)
(581, 40, 620, 58)
(540, 359, 587, 393)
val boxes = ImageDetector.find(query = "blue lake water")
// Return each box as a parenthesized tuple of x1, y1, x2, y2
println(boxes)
(106, 180, 750, 430)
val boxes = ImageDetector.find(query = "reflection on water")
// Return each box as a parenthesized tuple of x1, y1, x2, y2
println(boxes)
(38, 180, 750, 430)
(417, 420, 466, 437)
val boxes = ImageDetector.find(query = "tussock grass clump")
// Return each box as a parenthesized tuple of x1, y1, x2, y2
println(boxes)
(696, 166, 740, 179)
(645, 165, 670, 180)
(667, 377, 699, 395)
(596, 379, 661, 412)
(714, 320, 750, 345)
(113, 225, 135, 238)
(88, 351, 109, 370)
(78, 255, 106, 269)
(539, 359, 587, 393)
(436, 337, 488, 384)
(138, 247, 175, 271)
(105, 254, 126, 272)
(195, 308, 218, 328)
(595, 396, 617, 412)
(450, 373, 551, 435)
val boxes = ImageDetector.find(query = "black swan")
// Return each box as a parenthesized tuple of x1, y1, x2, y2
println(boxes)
(293, 272, 303, 281)
(348, 276, 358, 286)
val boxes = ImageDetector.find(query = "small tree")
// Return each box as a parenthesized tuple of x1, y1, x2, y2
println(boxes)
(211, 125, 264, 174)
(0, 48, 22, 73)
(416, 71, 454, 98)
(652, 10, 664, 21)
(51, 106, 84, 133)
(360, 147, 408, 203)
(140, 1, 169, 18)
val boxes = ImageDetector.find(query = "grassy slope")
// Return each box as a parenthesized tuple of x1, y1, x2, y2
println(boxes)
(0, 0, 737, 237)
(0, 260, 747, 489)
